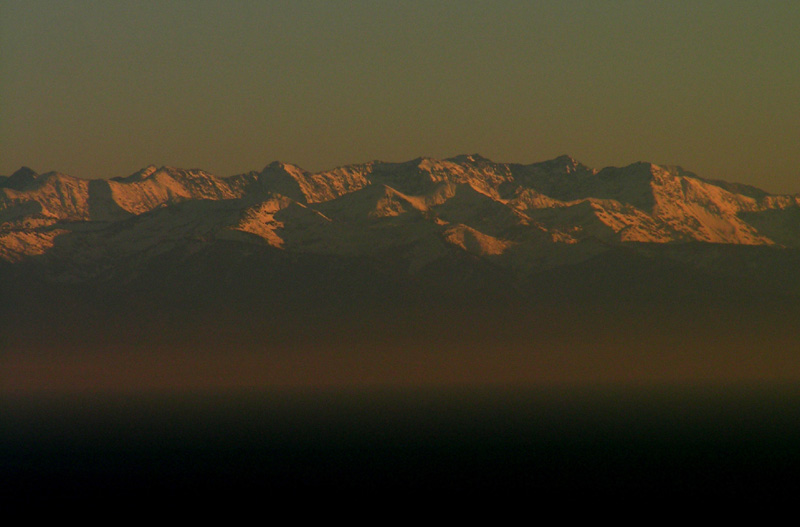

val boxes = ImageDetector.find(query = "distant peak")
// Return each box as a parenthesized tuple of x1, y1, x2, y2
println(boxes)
(552, 154, 588, 169)
(4, 166, 40, 189)
(449, 153, 492, 164)
(554, 154, 578, 164)
(137, 165, 159, 178)
(264, 161, 306, 174)
(529, 154, 588, 174)
(115, 165, 159, 182)
(12, 166, 38, 178)
(264, 160, 293, 170)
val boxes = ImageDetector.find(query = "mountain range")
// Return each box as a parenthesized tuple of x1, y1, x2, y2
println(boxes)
(3, 154, 800, 265)
(3, 154, 800, 358)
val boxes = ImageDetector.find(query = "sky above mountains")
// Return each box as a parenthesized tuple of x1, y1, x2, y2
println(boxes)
(2, 1, 798, 193)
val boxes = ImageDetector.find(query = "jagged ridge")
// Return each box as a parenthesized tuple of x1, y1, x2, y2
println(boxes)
(2, 155, 799, 278)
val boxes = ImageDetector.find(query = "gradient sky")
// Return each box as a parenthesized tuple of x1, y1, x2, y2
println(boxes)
(2, 1, 798, 193)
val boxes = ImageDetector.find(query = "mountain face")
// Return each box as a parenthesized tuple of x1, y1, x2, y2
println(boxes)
(4, 153, 800, 326)
(2, 155, 799, 273)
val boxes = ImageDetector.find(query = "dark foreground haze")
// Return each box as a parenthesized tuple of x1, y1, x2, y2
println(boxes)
(4, 291, 800, 502)
(4, 246, 800, 503)
(4, 384, 800, 502)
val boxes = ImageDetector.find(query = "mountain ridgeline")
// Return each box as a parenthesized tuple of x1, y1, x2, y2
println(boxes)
(4, 154, 800, 256)
(2, 154, 800, 357)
